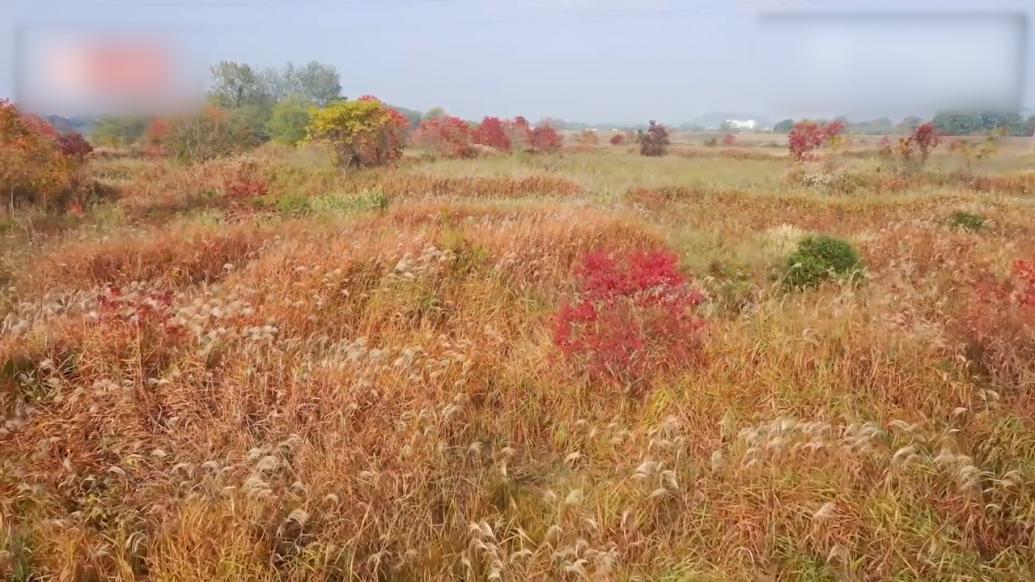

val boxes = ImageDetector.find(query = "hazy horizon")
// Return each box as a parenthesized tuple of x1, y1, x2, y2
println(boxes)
(2, 0, 1034, 124)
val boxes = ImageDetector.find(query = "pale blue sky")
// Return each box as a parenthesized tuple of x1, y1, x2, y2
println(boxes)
(2, 0, 1033, 123)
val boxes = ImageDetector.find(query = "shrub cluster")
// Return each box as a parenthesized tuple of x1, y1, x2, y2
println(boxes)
(949, 211, 986, 232)
(638, 121, 670, 157)
(305, 96, 410, 168)
(784, 235, 862, 288)
(0, 99, 93, 212)
(417, 115, 563, 158)
(554, 248, 707, 389)
(787, 120, 844, 161)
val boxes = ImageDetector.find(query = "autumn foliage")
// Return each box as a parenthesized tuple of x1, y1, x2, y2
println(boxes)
(530, 123, 563, 153)
(638, 121, 670, 157)
(472, 116, 510, 152)
(0, 99, 80, 212)
(554, 248, 707, 387)
(413, 116, 476, 158)
(306, 95, 409, 168)
(787, 120, 844, 161)
(898, 122, 942, 166)
(609, 133, 626, 146)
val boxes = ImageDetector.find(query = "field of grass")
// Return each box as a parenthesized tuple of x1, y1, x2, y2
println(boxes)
(3, 140, 1035, 580)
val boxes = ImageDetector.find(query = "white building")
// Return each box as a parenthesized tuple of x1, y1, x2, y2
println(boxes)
(725, 119, 757, 131)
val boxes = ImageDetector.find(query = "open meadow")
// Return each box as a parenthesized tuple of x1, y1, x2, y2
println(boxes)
(3, 135, 1035, 580)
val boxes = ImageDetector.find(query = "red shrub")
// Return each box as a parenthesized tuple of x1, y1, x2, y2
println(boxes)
(144, 119, 170, 158)
(530, 123, 563, 153)
(610, 133, 625, 146)
(473, 116, 510, 152)
(554, 248, 707, 388)
(1016, 257, 1035, 307)
(224, 162, 269, 200)
(639, 121, 670, 157)
(57, 132, 93, 160)
(955, 255, 1035, 387)
(901, 122, 942, 165)
(788, 120, 844, 161)
(414, 116, 475, 158)
(722, 133, 736, 146)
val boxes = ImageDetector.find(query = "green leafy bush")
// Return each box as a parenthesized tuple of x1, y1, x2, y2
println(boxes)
(784, 235, 862, 288)
(949, 211, 986, 232)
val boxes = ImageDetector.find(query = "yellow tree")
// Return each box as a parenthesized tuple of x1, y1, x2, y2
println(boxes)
(306, 96, 409, 168)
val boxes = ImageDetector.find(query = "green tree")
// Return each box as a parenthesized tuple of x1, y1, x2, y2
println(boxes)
(933, 110, 1026, 136)
(423, 107, 447, 121)
(266, 95, 312, 145)
(262, 61, 342, 106)
(772, 119, 794, 133)
(306, 97, 409, 168)
(208, 61, 269, 109)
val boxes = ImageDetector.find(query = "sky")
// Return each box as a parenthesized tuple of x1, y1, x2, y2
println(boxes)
(1, 0, 1033, 123)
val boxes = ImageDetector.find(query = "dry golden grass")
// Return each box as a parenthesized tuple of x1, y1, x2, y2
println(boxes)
(3, 144, 1035, 580)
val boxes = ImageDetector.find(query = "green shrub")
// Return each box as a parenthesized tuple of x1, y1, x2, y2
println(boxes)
(784, 235, 862, 288)
(949, 211, 986, 232)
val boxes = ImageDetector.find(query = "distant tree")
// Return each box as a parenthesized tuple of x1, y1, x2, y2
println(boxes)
(896, 122, 942, 167)
(788, 120, 844, 161)
(261, 61, 342, 106)
(306, 96, 410, 168)
(638, 120, 670, 157)
(472, 116, 510, 152)
(772, 119, 794, 133)
(895, 116, 923, 135)
(933, 110, 1026, 136)
(413, 116, 475, 158)
(422, 107, 448, 121)
(391, 106, 423, 129)
(530, 123, 563, 153)
(208, 61, 269, 109)
(266, 95, 312, 145)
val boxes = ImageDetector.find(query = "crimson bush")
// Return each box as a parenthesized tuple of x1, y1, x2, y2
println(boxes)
(554, 248, 707, 389)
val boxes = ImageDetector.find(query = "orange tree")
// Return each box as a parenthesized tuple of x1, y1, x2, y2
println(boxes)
(0, 100, 73, 212)
(306, 96, 409, 168)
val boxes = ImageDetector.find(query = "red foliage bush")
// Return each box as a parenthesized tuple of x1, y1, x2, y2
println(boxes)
(57, 132, 93, 160)
(554, 248, 707, 388)
(898, 122, 942, 165)
(610, 133, 625, 146)
(956, 255, 1035, 386)
(223, 161, 269, 200)
(143, 119, 170, 158)
(639, 121, 670, 157)
(1016, 257, 1035, 307)
(722, 133, 736, 146)
(530, 123, 563, 153)
(788, 120, 844, 161)
(473, 116, 511, 152)
(414, 116, 475, 158)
